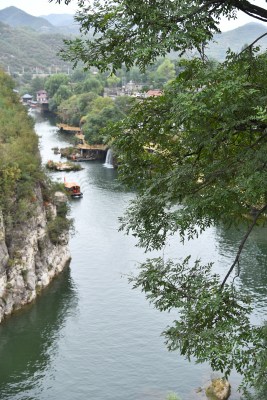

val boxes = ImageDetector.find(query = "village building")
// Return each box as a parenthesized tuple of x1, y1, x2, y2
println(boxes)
(37, 90, 48, 103)
(21, 93, 33, 104)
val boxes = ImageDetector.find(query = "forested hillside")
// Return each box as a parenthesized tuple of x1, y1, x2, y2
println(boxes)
(0, 5, 266, 76)
(206, 22, 267, 60)
(0, 70, 44, 226)
(0, 69, 72, 323)
(0, 22, 72, 75)
(0, 6, 78, 34)
(0, 6, 53, 30)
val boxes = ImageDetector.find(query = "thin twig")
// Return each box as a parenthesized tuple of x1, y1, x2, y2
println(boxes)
(220, 204, 267, 289)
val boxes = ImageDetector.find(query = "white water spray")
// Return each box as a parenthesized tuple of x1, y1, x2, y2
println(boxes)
(104, 148, 114, 168)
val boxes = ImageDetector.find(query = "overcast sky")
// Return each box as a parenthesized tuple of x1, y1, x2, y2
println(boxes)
(0, 0, 266, 31)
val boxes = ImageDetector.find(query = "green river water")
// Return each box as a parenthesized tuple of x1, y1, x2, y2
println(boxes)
(0, 114, 266, 400)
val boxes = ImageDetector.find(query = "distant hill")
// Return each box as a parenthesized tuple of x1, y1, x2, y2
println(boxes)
(0, 6, 54, 32)
(206, 22, 267, 60)
(41, 13, 80, 34)
(0, 6, 266, 76)
(41, 13, 75, 27)
(0, 6, 79, 34)
(0, 21, 72, 75)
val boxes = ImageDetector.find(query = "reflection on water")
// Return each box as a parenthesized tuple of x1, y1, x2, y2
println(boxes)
(0, 267, 77, 400)
(0, 113, 266, 400)
(215, 224, 267, 318)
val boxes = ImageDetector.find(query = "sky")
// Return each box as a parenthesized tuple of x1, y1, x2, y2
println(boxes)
(0, 0, 266, 31)
(0, 0, 79, 16)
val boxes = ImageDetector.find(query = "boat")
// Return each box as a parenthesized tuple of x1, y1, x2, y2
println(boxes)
(64, 179, 83, 198)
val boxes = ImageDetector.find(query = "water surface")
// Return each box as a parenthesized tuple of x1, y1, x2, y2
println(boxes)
(0, 113, 266, 400)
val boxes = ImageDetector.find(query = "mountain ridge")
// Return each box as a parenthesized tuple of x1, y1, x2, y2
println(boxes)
(0, 6, 79, 34)
(40, 13, 75, 27)
(0, 6, 266, 74)
(0, 6, 54, 31)
(0, 21, 72, 75)
(207, 22, 267, 60)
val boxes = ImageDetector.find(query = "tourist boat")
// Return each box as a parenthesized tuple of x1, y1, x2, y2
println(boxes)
(64, 179, 83, 198)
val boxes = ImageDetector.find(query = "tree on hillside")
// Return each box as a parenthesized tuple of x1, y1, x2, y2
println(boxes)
(77, 76, 103, 94)
(44, 74, 72, 112)
(70, 67, 88, 82)
(51, 0, 267, 395)
(44, 73, 70, 98)
(58, 92, 98, 125)
(154, 58, 176, 86)
(49, 84, 73, 112)
(82, 95, 135, 143)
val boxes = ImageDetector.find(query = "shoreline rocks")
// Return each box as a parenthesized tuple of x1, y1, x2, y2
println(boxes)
(206, 378, 231, 400)
(0, 187, 71, 324)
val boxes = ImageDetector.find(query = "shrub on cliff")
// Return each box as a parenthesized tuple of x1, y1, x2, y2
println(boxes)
(0, 70, 71, 237)
(47, 215, 73, 245)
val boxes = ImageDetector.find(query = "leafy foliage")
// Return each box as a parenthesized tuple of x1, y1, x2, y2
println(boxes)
(0, 70, 72, 242)
(59, 0, 267, 72)
(47, 214, 73, 245)
(45, 74, 70, 98)
(58, 92, 98, 125)
(109, 50, 267, 393)
(112, 53, 267, 251)
(82, 95, 136, 144)
(53, 0, 267, 392)
(130, 256, 265, 386)
(0, 71, 42, 224)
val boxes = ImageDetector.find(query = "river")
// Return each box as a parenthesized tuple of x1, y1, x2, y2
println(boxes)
(0, 113, 266, 400)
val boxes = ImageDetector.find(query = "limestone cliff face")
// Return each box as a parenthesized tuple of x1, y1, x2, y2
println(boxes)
(0, 187, 71, 323)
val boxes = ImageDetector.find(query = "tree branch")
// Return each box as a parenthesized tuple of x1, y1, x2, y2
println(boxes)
(235, 0, 267, 22)
(239, 33, 267, 56)
(220, 203, 267, 289)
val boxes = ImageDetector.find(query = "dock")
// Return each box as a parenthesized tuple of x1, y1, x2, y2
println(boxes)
(74, 143, 108, 161)
(57, 123, 81, 134)
(76, 143, 108, 151)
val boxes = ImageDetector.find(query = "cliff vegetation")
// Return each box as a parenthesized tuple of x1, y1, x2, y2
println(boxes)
(0, 70, 71, 323)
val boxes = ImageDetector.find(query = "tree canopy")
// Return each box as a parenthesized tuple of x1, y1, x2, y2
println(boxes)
(51, 0, 267, 395)
(53, 0, 267, 71)
(0, 71, 48, 227)
(107, 52, 267, 389)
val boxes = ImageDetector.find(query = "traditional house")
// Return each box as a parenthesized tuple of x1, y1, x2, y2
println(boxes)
(21, 93, 33, 104)
(37, 90, 48, 103)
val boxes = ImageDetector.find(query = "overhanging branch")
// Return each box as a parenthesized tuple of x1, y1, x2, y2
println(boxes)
(235, 0, 267, 22)
(239, 33, 267, 55)
(220, 203, 267, 289)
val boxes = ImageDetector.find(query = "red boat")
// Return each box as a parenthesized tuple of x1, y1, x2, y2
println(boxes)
(64, 179, 83, 198)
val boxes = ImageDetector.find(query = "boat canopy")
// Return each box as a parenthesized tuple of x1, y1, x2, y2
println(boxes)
(64, 182, 80, 189)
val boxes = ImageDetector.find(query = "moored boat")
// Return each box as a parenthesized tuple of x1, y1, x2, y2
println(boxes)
(64, 179, 83, 198)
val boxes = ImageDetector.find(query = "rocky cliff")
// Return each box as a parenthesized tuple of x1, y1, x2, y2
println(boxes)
(0, 70, 72, 324)
(0, 186, 71, 323)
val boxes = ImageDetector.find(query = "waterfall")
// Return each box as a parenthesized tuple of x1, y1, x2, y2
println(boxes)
(104, 148, 114, 168)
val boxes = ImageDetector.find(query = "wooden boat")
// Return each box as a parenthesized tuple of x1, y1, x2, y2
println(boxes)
(64, 179, 83, 198)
